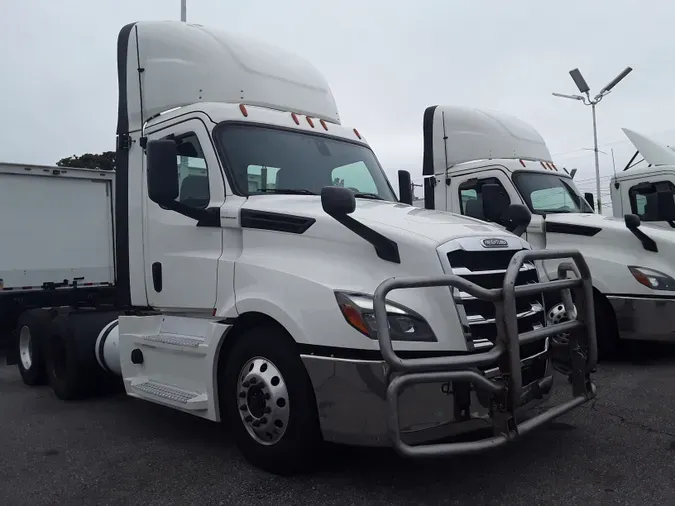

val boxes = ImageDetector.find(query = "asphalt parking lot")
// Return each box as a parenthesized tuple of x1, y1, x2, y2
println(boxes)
(1, 343, 674, 506)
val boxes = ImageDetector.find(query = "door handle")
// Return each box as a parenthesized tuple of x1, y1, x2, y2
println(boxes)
(152, 262, 162, 292)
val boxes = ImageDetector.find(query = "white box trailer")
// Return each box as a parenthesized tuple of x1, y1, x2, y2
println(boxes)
(0, 163, 117, 379)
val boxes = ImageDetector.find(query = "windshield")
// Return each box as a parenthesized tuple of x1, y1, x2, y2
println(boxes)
(512, 171, 593, 214)
(213, 123, 397, 201)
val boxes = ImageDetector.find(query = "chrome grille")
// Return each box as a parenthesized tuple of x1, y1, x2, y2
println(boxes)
(448, 248, 547, 358)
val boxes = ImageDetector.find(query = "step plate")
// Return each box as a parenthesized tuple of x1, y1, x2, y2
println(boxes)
(134, 380, 200, 404)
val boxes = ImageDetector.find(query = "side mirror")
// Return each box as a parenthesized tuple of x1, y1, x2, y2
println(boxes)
(503, 204, 532, 237)
(147, 139, 179, 204)
(481, 183, 510, 224)
(321, 186, 356, 216)
(656, 190, 675, 221)
(625, 213, 641, 230)
(584, 192, 595, 211)
(398, 170, 413, 205)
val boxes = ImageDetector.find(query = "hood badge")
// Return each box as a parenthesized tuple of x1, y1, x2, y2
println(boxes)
(481, 238, 509, 248)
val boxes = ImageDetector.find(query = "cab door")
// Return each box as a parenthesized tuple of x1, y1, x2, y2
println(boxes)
(142, 117, 226, 311)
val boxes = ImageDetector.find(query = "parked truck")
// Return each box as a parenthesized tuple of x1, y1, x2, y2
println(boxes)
(399, 105, 675, 356)
(3, 21, 597, 475)
(608, 127, 675, 230)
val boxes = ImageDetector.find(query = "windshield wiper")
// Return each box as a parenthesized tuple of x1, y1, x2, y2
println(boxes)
(353, 192, 384, 200)
(255, 188, 317, 195)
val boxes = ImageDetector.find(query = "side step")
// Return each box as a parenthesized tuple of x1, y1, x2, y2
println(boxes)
(129, 379, 208, 411)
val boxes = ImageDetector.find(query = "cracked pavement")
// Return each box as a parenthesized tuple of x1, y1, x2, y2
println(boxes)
(1, 341, 674, 506)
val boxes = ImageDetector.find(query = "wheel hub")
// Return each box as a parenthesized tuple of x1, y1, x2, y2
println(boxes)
(237, 357, 290, 446)
(19, 325, 32, 370)
(547, 303, 573, 344)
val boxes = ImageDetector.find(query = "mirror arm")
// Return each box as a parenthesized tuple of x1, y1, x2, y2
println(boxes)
(625, 220, 658, 253)
(161, 200, 221, 227)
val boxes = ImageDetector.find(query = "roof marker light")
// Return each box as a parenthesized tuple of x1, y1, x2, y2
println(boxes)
(239, 104, 248, 117)
(353, 128, 361, 139)
(320, 119, 328, 131)
(291, 112, 300, 125)
(306, 116, 315, 128)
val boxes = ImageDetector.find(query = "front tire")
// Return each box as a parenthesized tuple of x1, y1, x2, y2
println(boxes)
(546, 290, 619, 362)
(221, 325, 322, 475)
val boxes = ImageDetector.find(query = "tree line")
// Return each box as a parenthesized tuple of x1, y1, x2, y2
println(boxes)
(57, 151, 116, 171)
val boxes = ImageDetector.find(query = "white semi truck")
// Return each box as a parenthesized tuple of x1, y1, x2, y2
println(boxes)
(608, 127, 675, 230)
(399, 105, 675, 356)
(3, 21, 597, 475)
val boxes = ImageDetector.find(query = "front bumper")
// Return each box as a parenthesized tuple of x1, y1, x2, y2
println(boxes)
(305, 249, 598, 457)
(302, 349, 554, 447)
(608, 295, 675, 342)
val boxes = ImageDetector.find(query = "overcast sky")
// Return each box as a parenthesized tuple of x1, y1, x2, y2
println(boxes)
(2, 0, 674, 207)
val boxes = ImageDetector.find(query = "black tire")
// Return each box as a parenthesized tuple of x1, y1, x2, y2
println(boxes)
(15, 309, 55, 386)
(44, 312, 118, 400)
(220, 325, 323, 475)
(45, 315, 86, 400)
(594, 293, 619, 360)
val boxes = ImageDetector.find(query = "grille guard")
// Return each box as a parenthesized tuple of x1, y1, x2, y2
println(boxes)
(373, 249, 597, 458)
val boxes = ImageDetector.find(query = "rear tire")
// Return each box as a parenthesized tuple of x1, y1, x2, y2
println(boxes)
(220, 325, 323, 475)
(15, 309, 54, 386)
(45, 315, 86, 400)
(44, 312, 118, 400)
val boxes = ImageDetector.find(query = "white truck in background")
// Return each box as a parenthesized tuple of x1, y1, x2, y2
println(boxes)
(397, 105, 675, 356)
(608, 127, 675, 230)
(4, 21, 597, 475)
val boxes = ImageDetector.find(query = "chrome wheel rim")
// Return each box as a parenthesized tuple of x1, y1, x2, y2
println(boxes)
(547, 303, 572, 344)
(19, 325, 32, 370)
(237, 357, 290, 445)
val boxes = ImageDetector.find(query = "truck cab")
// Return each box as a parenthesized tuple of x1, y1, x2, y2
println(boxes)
(415, 105, 675, 354)
(6, 22, 598, 476)
(609, 128, 675, 230)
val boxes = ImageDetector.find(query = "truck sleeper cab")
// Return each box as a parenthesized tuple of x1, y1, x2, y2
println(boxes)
(410, 105, 675, 355)
(7, 22, 597, 475)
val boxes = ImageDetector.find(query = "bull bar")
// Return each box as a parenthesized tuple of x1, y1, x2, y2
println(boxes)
(373, 249, 597, 458)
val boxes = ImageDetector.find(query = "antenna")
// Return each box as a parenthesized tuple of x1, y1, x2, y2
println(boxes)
(181, 0, 187, 22)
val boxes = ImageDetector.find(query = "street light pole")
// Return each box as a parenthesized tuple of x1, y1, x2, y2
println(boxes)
(181, 0, 187, 22)
(591, 102, 600, 215)
(552, 66, 633, 214)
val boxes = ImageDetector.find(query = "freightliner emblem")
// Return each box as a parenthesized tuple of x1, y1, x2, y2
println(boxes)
(481, 238, 509, 248)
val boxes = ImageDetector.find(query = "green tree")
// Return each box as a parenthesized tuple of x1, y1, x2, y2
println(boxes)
(57, 151, 116, 171)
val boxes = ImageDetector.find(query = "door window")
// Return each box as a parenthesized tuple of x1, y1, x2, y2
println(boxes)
(628, 180, 675, 221)
(457, 177, 510, 223)
(171, 132, 211, 209)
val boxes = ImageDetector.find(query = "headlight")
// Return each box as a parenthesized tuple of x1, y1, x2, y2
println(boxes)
(628, 266, 675, 291)
(334, 291, 437, 342)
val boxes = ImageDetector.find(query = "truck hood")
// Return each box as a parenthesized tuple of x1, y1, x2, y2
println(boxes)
(546, 212, 672, 239)
(545, 212, 675, 251)
(242, 195, 518, 245)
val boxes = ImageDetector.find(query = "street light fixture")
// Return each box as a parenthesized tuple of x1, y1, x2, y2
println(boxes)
(552, 66, 633, 214)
